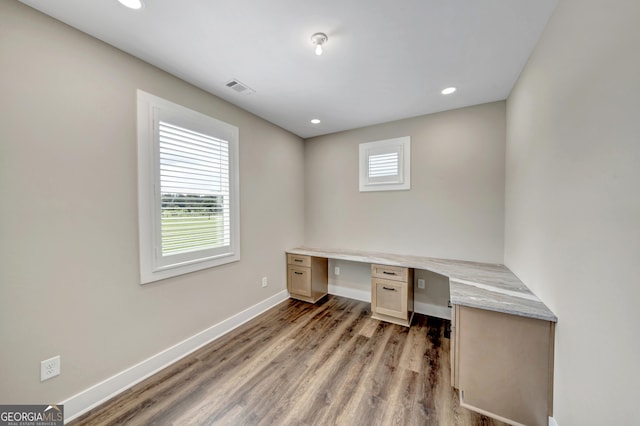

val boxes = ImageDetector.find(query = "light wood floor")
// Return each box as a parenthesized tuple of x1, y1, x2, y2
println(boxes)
(70, 296, 507, 426)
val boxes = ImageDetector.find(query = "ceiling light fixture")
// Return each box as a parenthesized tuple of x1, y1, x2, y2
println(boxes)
(310, 32, 328, 56)
(441, 87, 457, 95)
(310, 119, 321, 124)
(118, 0, 144, 10)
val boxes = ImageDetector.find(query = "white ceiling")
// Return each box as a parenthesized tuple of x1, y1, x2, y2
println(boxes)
(18, 0, 557, 138)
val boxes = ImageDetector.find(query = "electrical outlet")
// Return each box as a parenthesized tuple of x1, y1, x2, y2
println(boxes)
(417, 279, 425, 289)
(41, 356, 60, 381)
(261, 277, 268, 287)
(334, 266, 340, 276)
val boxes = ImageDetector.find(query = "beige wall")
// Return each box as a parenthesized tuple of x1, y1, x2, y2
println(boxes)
(305, 102, 506, 263)
(0, 1, 304, 404)
(304, 103, 506, 314)
(505, 0, 640, 423)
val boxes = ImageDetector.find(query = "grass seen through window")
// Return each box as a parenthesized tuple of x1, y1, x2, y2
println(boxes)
(161, 193, 226, 255)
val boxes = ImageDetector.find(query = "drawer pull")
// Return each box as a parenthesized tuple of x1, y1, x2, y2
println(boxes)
(382, 271, 397, 275)
(294, 259, 303, 262)
(294, 271, 304, 275)
(382, 286, 396, 291)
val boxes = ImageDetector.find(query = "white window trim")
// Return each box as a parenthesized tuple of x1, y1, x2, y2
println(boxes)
(359, 136, 411, 192)
(137, 90, 240, 284)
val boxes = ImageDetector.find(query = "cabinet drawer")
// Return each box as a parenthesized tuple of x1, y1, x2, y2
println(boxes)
(372, 278, 408, 320)
(287, 265, 311, 297)
(287, 254, 311, 267)
(371, 264, 409, 282)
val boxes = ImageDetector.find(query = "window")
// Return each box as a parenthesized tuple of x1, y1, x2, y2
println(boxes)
(359, 136, 410, 192)
(137, 90, 240, 284)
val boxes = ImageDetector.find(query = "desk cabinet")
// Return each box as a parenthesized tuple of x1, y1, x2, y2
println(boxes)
(451, 304, 555, 426)
(287, 254, 328, 303)
(370, 264, 414, 327)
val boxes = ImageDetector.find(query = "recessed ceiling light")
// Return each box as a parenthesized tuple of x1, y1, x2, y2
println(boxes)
(310, 119, 321, 124)
(118, 0, 144, 10)
(441, 87, 457, 95)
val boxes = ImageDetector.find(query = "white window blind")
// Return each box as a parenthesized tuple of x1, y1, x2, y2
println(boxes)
(368, 151, 399, 178)
(137, 90, 240, 284)
(159, 121, 230, 256)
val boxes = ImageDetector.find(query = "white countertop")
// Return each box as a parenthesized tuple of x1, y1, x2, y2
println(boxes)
(287, 247, 557, 322)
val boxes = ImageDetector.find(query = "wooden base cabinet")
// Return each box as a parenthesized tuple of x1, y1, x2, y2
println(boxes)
(370, 264, 414, 327)
(451, 305, 555, 426)
(286, 254, 328, 303)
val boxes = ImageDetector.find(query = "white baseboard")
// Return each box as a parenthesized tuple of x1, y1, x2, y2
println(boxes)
(61, 290, 289, 423)
(549, 416, 558, 426)
(414, 301, 452, 320)
(328, 284, 370, 303)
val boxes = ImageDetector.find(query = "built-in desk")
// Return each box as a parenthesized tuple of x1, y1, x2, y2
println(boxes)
(287, 247, 556, 322)
(286, 247, 557, 426)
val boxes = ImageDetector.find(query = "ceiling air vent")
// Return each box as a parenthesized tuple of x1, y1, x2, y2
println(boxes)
(225, 79, 255, 95)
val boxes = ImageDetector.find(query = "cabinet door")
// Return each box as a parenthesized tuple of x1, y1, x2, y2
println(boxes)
(372, 278, 408, 320)
(288, 265, 311, 297)
(456, 305, 552, 426)
(450, 304, 459, 388)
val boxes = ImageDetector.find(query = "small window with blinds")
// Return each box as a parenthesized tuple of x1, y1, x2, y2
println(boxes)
(359, 137, 411, 192)
(137, 90, 240, 284)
